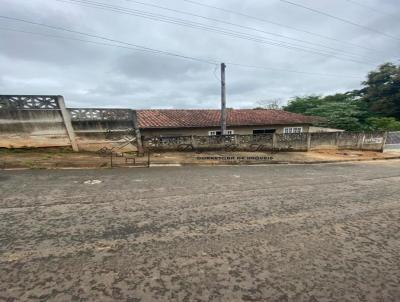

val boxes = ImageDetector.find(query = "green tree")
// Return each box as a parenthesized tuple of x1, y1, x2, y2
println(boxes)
(283, 62, 400, 131)
(306, 101, 365, 131)
(284, 93, 367, 131)
(284, 95, 323, 114)
(360, 63, 400, 119)
(366, 117, 400, 131)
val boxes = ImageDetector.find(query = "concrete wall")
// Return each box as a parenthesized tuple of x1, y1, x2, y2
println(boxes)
(0, 96, 141, 152)
(0, 96, 71, 148)
(143, 132, 386, 152)
(69, 108, 140, 152)
(310, 132, 385, 151)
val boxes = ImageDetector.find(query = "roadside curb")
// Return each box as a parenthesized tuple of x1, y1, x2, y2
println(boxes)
(151, 155, 400, 167)
(2, 156, 400, 170)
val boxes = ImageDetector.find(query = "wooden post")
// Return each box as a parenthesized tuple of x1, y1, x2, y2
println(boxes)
(147, 151, 151, 168)
(57, 96, 79, 151)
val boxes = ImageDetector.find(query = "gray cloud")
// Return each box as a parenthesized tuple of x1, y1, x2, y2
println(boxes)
(0, 0, 399, 109)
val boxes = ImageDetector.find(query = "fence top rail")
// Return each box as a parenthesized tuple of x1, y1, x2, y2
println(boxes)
(0, 95, 60, 110)
(68, 107, 133, 111)
(68, 108, 135, 121)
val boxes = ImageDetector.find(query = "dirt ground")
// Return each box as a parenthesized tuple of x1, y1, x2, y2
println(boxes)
(1, 161, 400, 301)
(1, 148, 399, 169)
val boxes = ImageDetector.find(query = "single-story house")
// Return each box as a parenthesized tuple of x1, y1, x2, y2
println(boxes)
(137, 109, 322, 137)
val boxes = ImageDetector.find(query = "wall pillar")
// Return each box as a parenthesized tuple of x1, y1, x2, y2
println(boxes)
(130, 110, 143, 153)
(272, 133, 277, 151)
(381, 131, 388, 152)
(57, 96, 79, 152)
(306, 133, 312, 151)
(358, 133, 366, 150)
(335, 132, 340, 149)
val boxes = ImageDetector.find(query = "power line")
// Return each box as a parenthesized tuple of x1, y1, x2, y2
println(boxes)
(0, 16, 217, 65)
(345, 0, 398, 20)
(0, 25, 362, 79)
(58, 0, 373, 64)
(56, 0, 376, 65)
(225, 61, 362, 78)
(279, 0, 400, 41)
(118, 0, 379, 60)
(181, 0, 382, 54)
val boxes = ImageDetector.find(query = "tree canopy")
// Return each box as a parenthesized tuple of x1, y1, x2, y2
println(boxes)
(283, 63, 400, 131)
(360, 63, 400, 119)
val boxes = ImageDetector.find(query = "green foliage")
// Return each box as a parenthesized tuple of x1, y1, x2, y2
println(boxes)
(366, 117, 400, 131)
(360, 63, 400, 119)
(284, 93, 366, 131)
(284, 95, 322, 114)
(284, 62, 400, 131)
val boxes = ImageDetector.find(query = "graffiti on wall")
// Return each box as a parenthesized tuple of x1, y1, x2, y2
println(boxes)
(97, 128, 138, 155)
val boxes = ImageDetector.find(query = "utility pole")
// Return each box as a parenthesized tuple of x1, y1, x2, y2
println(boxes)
(220, 62, 227, 135)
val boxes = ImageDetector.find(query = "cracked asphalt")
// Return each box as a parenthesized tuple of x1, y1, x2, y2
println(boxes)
(1, 161, 400, 301)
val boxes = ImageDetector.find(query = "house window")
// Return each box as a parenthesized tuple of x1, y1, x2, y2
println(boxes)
(253, 129, 276, 134)
(208, 130, 234, 136)
(284, 127, 303, 134)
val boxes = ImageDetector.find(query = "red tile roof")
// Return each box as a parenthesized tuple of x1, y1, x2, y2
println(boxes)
(137, 109, 317, 129)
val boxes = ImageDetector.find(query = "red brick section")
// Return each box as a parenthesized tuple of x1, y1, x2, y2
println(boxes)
(137, 109, 318, 129)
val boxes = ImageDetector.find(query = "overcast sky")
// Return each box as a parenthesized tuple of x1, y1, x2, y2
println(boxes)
(0, 0, 399, 109)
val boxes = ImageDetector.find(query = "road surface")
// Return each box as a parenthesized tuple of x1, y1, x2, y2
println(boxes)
(1, 161, 400, 301)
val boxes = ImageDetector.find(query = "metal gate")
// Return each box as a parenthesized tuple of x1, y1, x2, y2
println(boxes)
(385, 132, 400, 151)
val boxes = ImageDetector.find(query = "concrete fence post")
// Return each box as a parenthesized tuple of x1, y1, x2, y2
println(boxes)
(130, 110, 143, 153)
(57, 96, 79, 152)
(307, 133, 312, 151)
(357, 133, 365, 150)
(381, 132, 389, 152)
(359, 133, 366, 150)
(272, 133, 277, 151)
(191, 135, 197, 151)
(335, 132, 340, 149)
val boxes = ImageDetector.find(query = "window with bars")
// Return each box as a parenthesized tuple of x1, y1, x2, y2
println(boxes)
(283, 127, 303, 134)
(208, 130, 234, 136)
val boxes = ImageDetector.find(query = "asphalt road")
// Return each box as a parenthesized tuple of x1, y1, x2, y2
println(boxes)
(1, 161, 400, 301)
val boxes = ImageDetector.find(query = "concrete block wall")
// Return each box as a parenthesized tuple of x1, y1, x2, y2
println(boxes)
(68, 108, 140, 152)
(0, 96, 141, 152)
(0, 96, 71, 148)
(144, 132, 386, 152)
